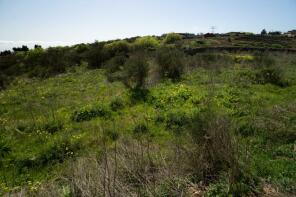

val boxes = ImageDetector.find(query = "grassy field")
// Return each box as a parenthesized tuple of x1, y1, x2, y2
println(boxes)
(0, 34, 296, 196)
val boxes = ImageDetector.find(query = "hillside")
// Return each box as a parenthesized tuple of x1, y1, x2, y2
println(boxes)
(0, 33, 296, 196)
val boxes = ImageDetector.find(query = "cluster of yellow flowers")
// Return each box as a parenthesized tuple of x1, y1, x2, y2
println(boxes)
(35, 129, 49, 139)
(0, 182, 9, 193)
(27, 181, 41, 192)
(0, 117, 8, 124)
(72, 133, 83, 141)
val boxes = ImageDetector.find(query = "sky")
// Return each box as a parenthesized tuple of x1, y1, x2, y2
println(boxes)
(0, 0, 295, 51)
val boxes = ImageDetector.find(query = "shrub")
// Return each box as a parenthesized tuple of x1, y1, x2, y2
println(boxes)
(255, 67, 288, 87)
(156, 46, 185, 81)
(15, 137, 80, 169)
(72, 103, 111, 122)
(189, 110, 235, 180)
(134, 36, 160, 49)
(133, 122, 149, 136)
(130, 87, 150, 102)
(41, 121, 63, 134)
(105, 40, 129, 56)
(149, 84, 193, 108)
(165, 110, 190, 132)
(123, 54, 149, 89)
(205, 182, 228, 197)
(110, 97, 125, 111)
(0, 139, 11, 159)
(163, 33, 182, 44)
(273, 144, 295, 159)
(234, 69, 256, 84)
(16, 120, 63, 134)
(85, 42, 109, 68)
(38, 138, 79, 165)
(253, 53, 276, 67)
(105, 55, 127, 73)
(104, 55, 127, 82)
(236, 120, 257, 137)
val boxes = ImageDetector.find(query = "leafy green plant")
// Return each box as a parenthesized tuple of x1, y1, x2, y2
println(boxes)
(133, 122, 149, 136)
(104, 55, 127, 82)
(0, 140, 11, 160)
(71, 103, 111, 122)
(122, 54, 149, 89)
(273, 144, 295, 159)
(110, 97, 126, 111)
(205, 182, 228, 197)
(41, 120, 63, 134)
(134, 36, 160, 49)
(105, 40, 130, 56)
(163, 33, 182, 44)
(165, 110, 190, 132)
(156, 46, 185, 81)
(255, 67, 288, 87)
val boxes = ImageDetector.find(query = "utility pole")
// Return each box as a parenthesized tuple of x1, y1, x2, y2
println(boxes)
(210, 26, 216, 34)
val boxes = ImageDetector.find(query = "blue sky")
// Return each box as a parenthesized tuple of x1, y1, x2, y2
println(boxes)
(0, 0, 295, 50)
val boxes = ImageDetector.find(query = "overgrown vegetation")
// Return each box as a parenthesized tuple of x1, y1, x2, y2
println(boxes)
(0, 33, 296, 196)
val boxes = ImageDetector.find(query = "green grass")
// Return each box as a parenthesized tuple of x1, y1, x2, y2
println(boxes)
(0, 53, 296, 196)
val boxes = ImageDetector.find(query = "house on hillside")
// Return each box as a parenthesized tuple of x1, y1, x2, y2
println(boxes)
(284, 30, 296, 38)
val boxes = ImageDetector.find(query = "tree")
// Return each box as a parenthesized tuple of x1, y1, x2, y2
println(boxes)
(0, 50, 11, 56)
(34, 44, 42, 49)
(122, 53, 149, 101)
(156, 46, 185, 81)
(85, 42, 108, 68)
(13, 45, 29, 52)
(261, 29, 267, 35)
(123, 53, 149, 89)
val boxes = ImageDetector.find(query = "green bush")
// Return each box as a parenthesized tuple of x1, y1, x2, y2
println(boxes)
(236, 120, 258, 137)
(273, 144, 295, 159)
(165, 110, 190, 132)
(130, 87, 150, 102)
(38, 139, 79, 165)
(134, 36, 160, 49)
(71, 103, 111, 122)
(118, 54, 150, 102)
(16, 120, 63, 134)
(15, 137, 80, 169)
(104, 55, 127, 73)
(156, 46, 185, 81)
(163, 33, 182, 44)
(253, 53, 276, 67)
(205, 182, 228, 197)
(0, 139, 11, 159)
(104, 55, 127, 82)
(84, 42, 109, 68)
(105, 40, 129, 56)
(41, 121, 63, 134)
(133, 122, 149, 136)
(255, 67, 288, 87)
(110, 97, 125, 111)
